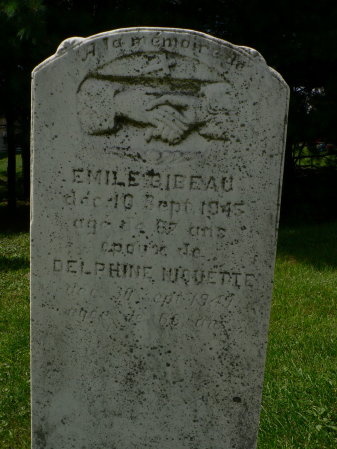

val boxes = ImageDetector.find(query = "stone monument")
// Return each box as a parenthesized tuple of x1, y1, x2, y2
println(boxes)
(31, 28, 289, 449)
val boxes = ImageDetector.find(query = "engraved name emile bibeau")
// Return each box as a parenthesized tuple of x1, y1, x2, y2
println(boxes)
(77, 51, 236, 144)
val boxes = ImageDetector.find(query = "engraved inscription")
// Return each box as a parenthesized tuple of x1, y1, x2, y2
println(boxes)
(153, 291, 234, 308)
(53, 258, 256, 287)
(161, 266, 256, 287)
(71, 168, 234, 192)
(53, 259, 153, 280)
(158, 313, 227, 332)
(101, 241, 167, 256)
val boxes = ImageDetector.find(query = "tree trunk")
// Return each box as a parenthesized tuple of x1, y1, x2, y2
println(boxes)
(280, 138, 296, 220)
(6, 110, 16, 213)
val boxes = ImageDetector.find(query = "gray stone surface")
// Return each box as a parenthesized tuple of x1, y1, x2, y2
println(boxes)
(31, 27, 289, 449)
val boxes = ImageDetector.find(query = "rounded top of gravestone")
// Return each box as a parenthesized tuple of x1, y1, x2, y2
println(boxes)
(56, 37, 85, 54)
(33, 27, 288, 89)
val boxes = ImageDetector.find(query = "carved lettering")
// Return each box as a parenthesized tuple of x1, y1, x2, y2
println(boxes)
(161, 266, 256, 287)
(153, 291, 234, 308)
(53, 258, 153, 281)
(201, 200, 245, 217)
(158, 313, 228, 332)
(188, 225, 226, 239)
(131, 36, 144, 46)
(144, 195, 193, 218)
(156, 219, 177, 235)
(71, 168, 234, 192)
(109, 263, 153, 280)
(101, 241, 167, 257)
(53, 259, 62, 272)
(53, 258, 256, 287)
(178, 243, 201, 258)
(80, 43, 95, 61)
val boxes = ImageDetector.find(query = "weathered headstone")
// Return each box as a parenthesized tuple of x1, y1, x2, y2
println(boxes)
(31, 28, 289, 449)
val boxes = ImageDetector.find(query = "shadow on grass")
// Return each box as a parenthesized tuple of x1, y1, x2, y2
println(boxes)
(0, 255, 29, 272)
(277, 220, 337, 269)
(0, 204, 29, 233)
(280, 167, 337, 225)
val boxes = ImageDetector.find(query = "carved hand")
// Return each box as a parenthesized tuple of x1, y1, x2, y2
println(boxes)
(145, 105, 189, 144)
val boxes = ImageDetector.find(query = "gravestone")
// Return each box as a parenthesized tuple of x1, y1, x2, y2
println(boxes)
(31, 28, 289, 449)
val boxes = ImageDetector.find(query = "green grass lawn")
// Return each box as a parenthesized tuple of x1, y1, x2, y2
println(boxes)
(0, 231, 30, 449)
(0, 222, 336, 448)
(258, 223, 337, 448)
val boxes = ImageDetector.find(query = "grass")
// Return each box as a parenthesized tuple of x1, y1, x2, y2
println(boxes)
(258, 222, 337, 448)
(0, 221, 336, 448)
(0, 231, 30, 449)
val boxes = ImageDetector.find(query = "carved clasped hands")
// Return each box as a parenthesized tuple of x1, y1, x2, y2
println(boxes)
(78, 79, 231, 144)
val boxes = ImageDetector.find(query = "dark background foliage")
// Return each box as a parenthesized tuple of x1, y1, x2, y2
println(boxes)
(1, 0, 337, 223)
